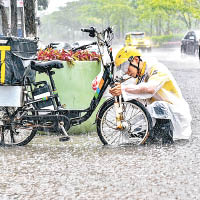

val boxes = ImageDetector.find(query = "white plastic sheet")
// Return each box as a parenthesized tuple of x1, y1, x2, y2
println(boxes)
(120, 56, 192, 140)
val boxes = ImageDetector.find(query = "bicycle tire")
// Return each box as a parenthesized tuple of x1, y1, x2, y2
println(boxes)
(0, 107, 37, 147)
(96, 98, 152, 145)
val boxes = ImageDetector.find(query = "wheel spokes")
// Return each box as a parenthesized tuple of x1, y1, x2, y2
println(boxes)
(100, 102, 149, 145)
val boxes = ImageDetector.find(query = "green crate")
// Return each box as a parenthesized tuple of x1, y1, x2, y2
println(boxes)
(36, 61, 104, 134)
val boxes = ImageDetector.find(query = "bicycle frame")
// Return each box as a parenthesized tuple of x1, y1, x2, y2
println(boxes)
(12, 27, 116, 133)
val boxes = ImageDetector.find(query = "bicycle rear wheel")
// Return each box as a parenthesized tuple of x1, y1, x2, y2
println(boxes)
(96, 98, 152, 146)
(0, 107, 37, 147)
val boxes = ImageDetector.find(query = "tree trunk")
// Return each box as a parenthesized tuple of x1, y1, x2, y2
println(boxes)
(181, 13, 191, 30)
(0, 4, 9, 36)
(155, 20, 159, 36)
(10, 0, 18, 36)
(188, 15, 192, 30)
(24, 0, 36, 37)
(150, 19, 153, 36)
(117, 23, 121, 39)
(20, 7, 25, 37)
(156, 16, 162, 36)
(158, 16, 162, 35)
(167, 14, 170, 35)
(121, 18, 125, 39)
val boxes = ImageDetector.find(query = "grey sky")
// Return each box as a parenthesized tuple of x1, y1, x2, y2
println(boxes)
(46, 0, 75, 13)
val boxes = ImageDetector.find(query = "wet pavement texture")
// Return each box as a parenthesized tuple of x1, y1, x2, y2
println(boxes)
(1, 47, 200, 200)
(0, 134, 200, 200)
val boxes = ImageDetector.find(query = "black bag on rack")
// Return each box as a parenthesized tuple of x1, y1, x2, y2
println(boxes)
(0, 36, 38, 85)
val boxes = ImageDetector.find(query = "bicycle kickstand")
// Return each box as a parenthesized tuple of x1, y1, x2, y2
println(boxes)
(59, 121, 70, 142)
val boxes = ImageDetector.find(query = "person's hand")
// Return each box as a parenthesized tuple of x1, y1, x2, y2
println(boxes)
(109, 82, 122, 96)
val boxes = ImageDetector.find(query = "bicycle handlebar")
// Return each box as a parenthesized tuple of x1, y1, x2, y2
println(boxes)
(81, 28, 94, 33)
(71, 42, 97, 52)
(81, 26, 114, 46)
(103, 27, 113, 34)
(81, 27, 96, 37)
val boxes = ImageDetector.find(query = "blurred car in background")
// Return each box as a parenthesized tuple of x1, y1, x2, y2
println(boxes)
(72, 40, 99, 54)
(181, 30, 200, 58)
(124, 32, 152, 52)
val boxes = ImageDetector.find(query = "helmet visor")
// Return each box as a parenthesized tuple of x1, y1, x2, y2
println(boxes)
(116, 61, 129, 74)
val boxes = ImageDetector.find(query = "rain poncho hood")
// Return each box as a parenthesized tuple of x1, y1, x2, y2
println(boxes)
(120, 56, 192, 140)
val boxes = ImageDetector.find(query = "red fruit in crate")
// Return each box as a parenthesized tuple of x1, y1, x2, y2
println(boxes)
(37, 46, 100, 62)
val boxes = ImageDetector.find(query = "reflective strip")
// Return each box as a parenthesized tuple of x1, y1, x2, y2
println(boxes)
(94, 92, 98, 99)
(98, 78, 104, 89)
(0, 46, 11, 84)
(94, 88, 100, 98)
(96, 88, 100, 94)
(42, 96, 48, 101)
(94, 78, 104, 99)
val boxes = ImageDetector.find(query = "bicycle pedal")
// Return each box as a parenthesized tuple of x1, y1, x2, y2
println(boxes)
(59, 136, 70, 142)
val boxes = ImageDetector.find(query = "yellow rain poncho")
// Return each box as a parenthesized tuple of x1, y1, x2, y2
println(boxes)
(120, 57, 192, 140)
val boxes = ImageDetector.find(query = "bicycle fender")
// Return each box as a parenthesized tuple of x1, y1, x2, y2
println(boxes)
(95, 97, 114, 122)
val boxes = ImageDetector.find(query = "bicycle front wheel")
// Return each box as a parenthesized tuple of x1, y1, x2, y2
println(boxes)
(96, 99, 152, 146)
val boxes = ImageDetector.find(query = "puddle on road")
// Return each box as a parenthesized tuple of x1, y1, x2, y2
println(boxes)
(142, 48, 200, 70)
(0, 133, 200, 200)
(0, 48, 199, 199)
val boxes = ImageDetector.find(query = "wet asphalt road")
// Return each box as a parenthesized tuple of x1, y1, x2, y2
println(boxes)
(0, 47, 200, 200)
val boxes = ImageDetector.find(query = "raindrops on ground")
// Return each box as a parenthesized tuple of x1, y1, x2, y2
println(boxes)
(0, 47, 200, 200)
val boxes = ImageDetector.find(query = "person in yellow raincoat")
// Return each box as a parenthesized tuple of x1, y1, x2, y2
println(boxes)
(109, 46, 192, 144)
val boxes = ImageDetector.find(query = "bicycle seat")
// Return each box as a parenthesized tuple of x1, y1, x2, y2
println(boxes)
(31, 60, 64, 73)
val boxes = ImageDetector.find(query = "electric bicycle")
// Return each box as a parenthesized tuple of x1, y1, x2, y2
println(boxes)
(0, 27, 152, 146)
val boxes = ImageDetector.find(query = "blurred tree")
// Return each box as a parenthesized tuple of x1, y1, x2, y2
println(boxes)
(24, 0, 36, 37)
(38, 0, 200, 42)
(109, 0, 134, 38)
(176, 0, 200, 29)
(38, 0, 49, 10)
(23, 0, 49, 37)
(0, 0, 49, 37)
(78, 0, 134, 38)
(136, 0, 200, 34)
(10, 0, 17, 36)
(0, 0, 8, 36)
